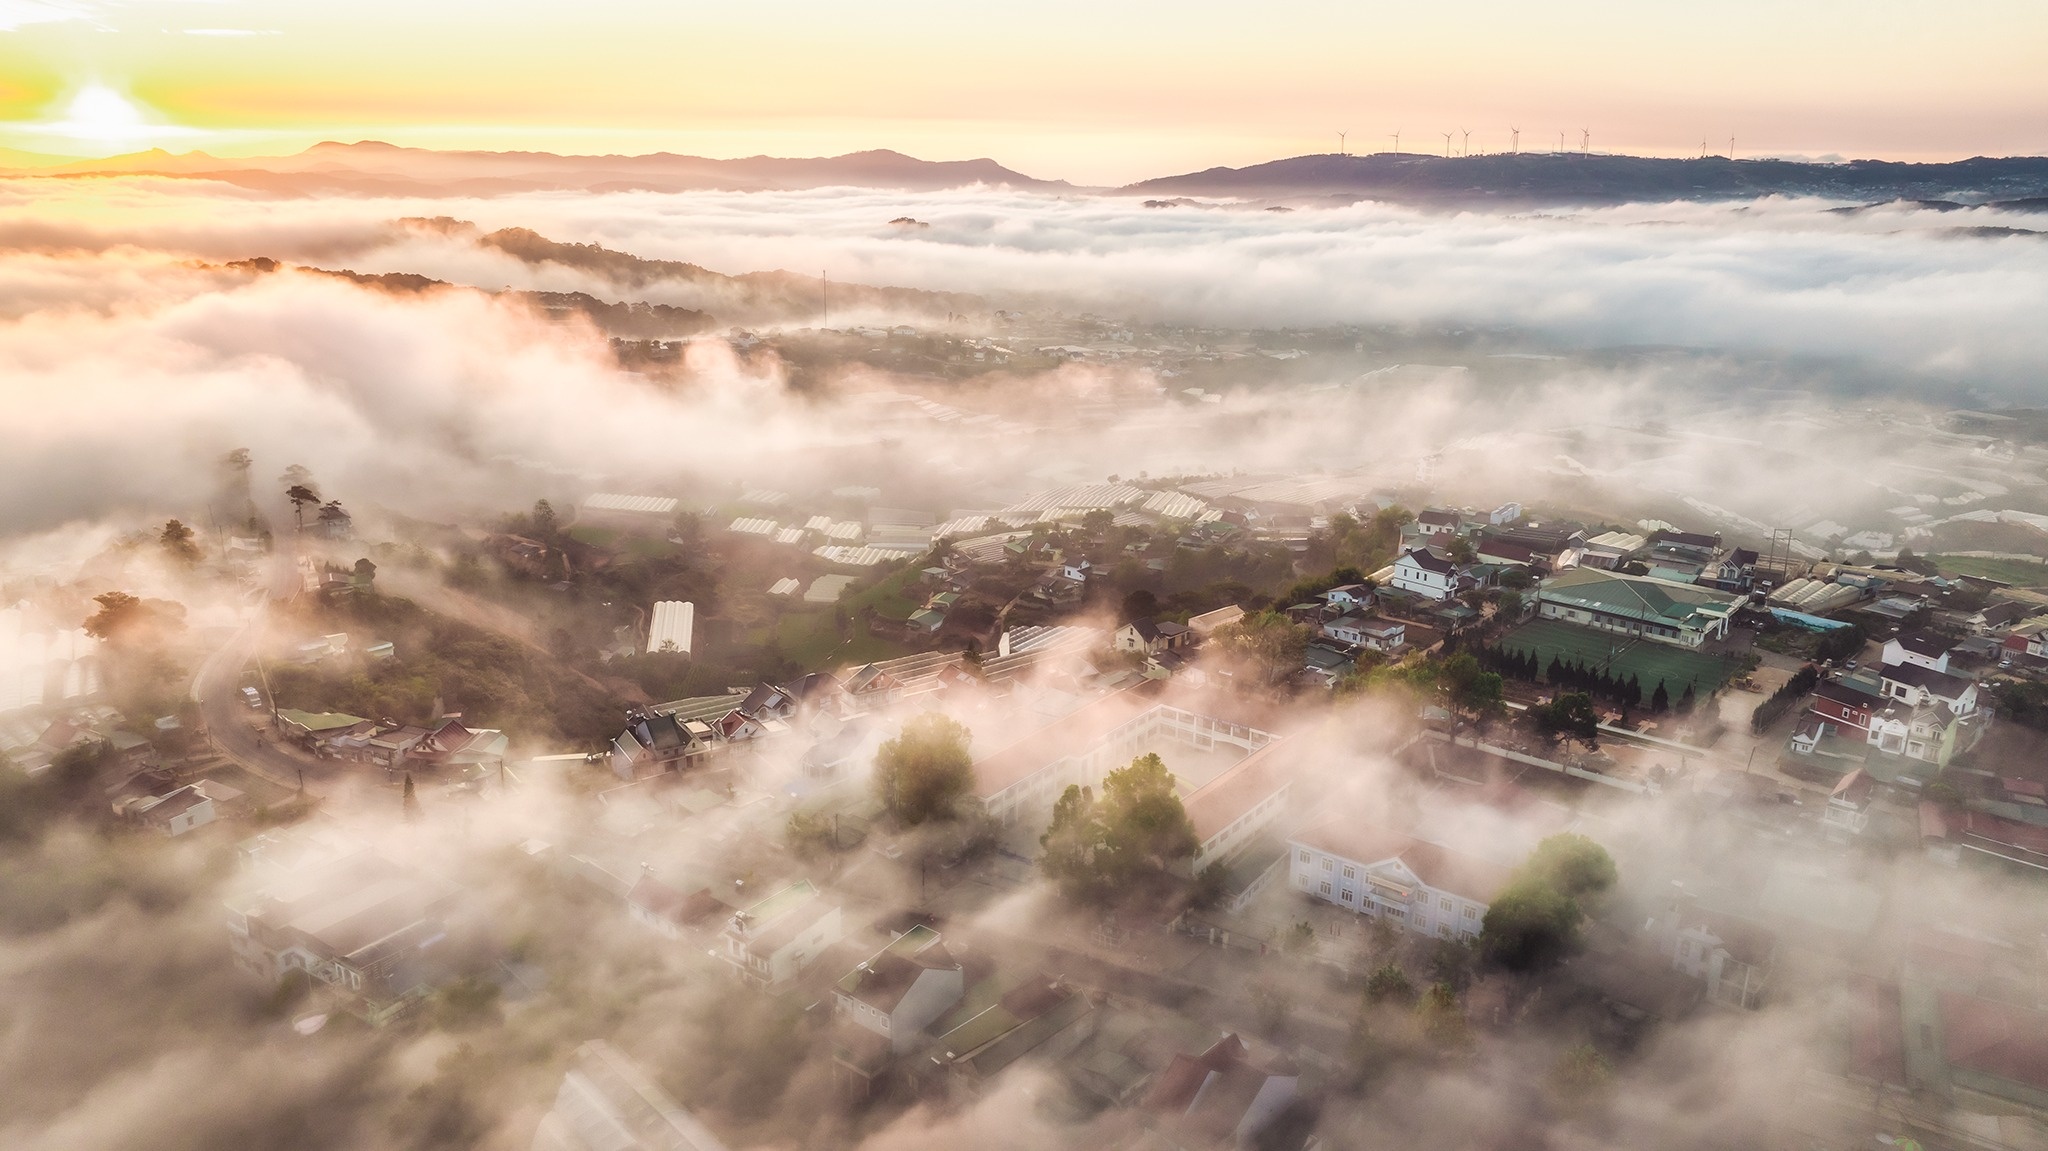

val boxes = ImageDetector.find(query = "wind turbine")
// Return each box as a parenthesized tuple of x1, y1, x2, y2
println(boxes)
(1460, 127, 1471, 156)
(1510, 126, 1520, 154)
(1391, 130, 1401, 154)
(1557, 131, 1565, 154)
(1729, 135, 1736, 161)
(1337, 129, 1348, 156)
(1441, 132, 1452, 158)
(1580, 128, 1590, 156)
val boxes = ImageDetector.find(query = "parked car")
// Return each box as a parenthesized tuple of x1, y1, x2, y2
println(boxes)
(240, 686, 263, 709)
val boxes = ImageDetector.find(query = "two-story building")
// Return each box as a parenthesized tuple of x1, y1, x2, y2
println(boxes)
(1878, 662, 1977, 715)
(1286, 821, 1510, 940)
(1390, 547, 1463, 601)
(1112, 619, 1191, 656)
(719, 880, 842, 990)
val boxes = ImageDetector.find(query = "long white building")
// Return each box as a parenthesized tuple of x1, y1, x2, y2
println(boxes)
(1287, 820, 1513, 940)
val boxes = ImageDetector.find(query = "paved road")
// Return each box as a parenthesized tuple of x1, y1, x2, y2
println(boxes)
(190, 615, 320, 796)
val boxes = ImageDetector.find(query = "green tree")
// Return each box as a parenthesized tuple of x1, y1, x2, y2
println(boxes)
(284, 482, 320, 529)
(872, 713, 974, 825)
(353, 557, 378, 588)
(1415, 982, 1471, 1048)
(1480, 833, 1617, 972)
(159, 519, 201, 565)
(1365, 962, 1415, 1004)
(1213, 610, 1312, 687)
(1038, 753, 1198, 904)
(82, 591, 146, 642)
(1535, 691, 1600, 747)
(532, 498, 558, 537)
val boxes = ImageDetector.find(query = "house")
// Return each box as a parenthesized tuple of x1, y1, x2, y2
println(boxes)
(626, 873, 726, 940)
(1287, 820, 1510, 940)
(927, 975, 1096, 1093)
(1822, 768, 1877, 838)
(1489, 502, 1523, 525)
(841, 664, 904, 707)
(1320, 613, 1375, 647)
(1645, 895, 1775, 1011)
(1865, 701, 1978, 768)
(1877, 661, 1977, 715)
(1356, 618, 1408, 653)
(833, 925, 965, 1054)
(1535, 567, 1739, 647)
(718, 880, 842, 990)
(1884, 632, 1953, 673)
(128, 784, 216, 836)
(1415, 508, 1461, 538)
(1475, 537, 1537, 569)
(1187, 605, 1246, 636)
(611, 712, 696, 778)
(1185, 741, 1295, 875)
(402, 717, 509, 775)
(1061, 559, 1093, 583)
(225, 850, 459, 1025)
(907, 608, 947, 634)
(1113, 620, 1191, 656)
(1807, 678, 1881, 736)
(531, 1040, 732, 1151)
(276, 709, 373, 754)
(1319, 584, 1372, 610)
(1390, 547, 1462, 601)
(1143, 1033, 1300, 1150)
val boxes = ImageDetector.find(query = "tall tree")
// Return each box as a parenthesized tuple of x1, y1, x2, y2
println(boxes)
(159, 519, 201, 565)
(285, 483, 320, 529)
(532, 499, 558, 537)
(872, 713, 974, 825)
(1213, 610, 1312, 688)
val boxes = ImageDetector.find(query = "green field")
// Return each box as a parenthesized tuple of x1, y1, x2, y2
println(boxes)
(1499, 618, 1732, 698)
(1929, 554, 2048, 588)
(770, 608, 907, 668)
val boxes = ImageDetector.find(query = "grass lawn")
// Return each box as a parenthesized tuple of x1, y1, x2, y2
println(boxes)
(1930, 554, 2048, 588)
(772, 608, 907, 669)
(844, 563, 924, 621)
(1500, 618, 1733, 698)
(569, 524, 674, 560)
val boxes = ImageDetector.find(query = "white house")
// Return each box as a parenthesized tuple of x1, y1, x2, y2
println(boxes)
(833, 925, 965, 1053)
(1415, 508, 1462, 538)
(1390, 547, 1461, 601)
(1823, 769, 1875, 838)
(1356, 618, 1408, 653)
(720, 880, 842, 989)
(1061, 559, 1092, 583)
(1877, 662, 1977, 715)
(1645, 897, 1774, 1011)
(1113, 619, 1190, 655)
(1320, 613, 1374, 647)
(132, 785, 216, 836)
(1488, 502, 1524, 526)
(1286, 821, 1511, 940)
(1882, 633, 1951, 673)
(1320, 584, 1373, 611)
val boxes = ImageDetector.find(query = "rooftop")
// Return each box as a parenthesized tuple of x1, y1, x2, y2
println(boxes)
(1538, 566, 1740, 629)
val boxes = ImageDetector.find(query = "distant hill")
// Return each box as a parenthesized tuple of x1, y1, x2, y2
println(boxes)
(1120, 152, 2048, 207)
(5, 141, 1068, 196)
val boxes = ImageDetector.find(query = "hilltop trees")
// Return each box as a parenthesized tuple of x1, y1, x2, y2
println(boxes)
(872, 713, 974, 825)
(159, 519, 201, 566)
(1480, 833, 1618, 973)
(1040, 753, 1199, 905)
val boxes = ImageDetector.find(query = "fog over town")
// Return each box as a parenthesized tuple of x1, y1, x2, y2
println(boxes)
(6, 131, 2048, 1151)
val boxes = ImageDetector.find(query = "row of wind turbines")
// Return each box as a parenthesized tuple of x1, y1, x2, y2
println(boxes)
(1333, 129, 1739, 160)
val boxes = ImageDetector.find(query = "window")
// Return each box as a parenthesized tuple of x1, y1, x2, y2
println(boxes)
(1439, 924, 1453, 938)
(1298, 849, 1310, 863)
(1341, 889, 1354, 903)
(1322, 859, 1333, 871)
(1342, 866, 1356, 880)
(1463, 906, 1478, 919)
(1440, 897, 1452, 912)
(1319, 882, 1332, 896)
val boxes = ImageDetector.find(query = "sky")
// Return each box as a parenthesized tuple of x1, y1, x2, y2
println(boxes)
(1, 0, 2046, 183)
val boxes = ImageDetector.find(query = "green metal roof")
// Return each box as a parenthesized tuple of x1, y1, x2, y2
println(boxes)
(276, 709, 368, 732)
(1539, 567, 1738, 629)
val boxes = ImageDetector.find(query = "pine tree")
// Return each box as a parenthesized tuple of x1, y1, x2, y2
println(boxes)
(1679, 682, 1697, 714)
(1651, 681, 1670, 713)
(1627, 674, 1644, 708)
(1547, 655, 1565, 683)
